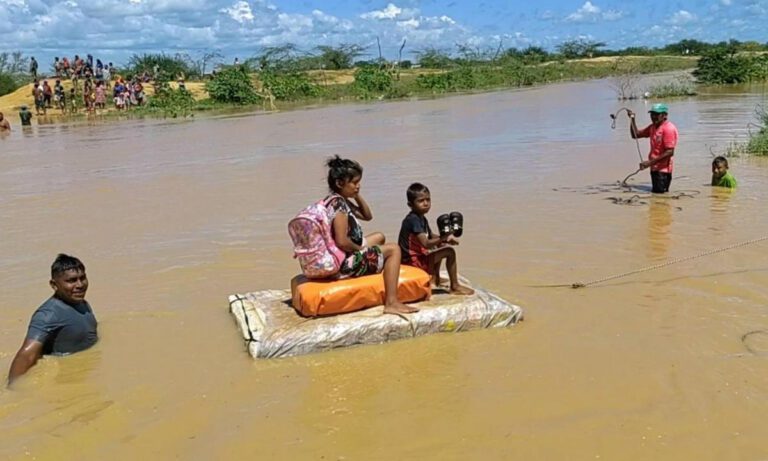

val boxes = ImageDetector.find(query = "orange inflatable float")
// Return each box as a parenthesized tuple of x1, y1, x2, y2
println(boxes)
(290, 266, 431, 317)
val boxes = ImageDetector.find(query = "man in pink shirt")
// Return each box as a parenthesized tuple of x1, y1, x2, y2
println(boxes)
(628, 103, 678, 193)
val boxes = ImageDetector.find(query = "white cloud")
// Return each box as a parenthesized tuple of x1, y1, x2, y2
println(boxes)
(3, 0, 767, 68)
(277, 13, 313, 33)
(360, 3, 417, 21)
(220, 1, 254, 24)
(361, 3, 401, 20)
(667, 10, 697, 25)
(397, 18, 420, 29)
(565, 1, 624, 23)
(745, 1, 767, 15)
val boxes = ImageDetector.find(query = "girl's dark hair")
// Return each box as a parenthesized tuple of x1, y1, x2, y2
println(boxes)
(51, 253, 85, 278)
(712, 156, 729, 168)
(326, 155, 363, 192)
(406, 182, 430, 204)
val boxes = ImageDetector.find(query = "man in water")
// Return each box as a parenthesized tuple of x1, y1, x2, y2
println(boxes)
(628, 103, 678, 193)
(0, 112, 10, 131)
(7, 254, 98, 388)
(19, 105, 32, 126)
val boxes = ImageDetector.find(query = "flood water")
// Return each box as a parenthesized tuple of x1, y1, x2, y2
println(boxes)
(1, 78, 767, 460)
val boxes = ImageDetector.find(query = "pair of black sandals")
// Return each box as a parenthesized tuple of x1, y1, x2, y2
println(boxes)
(436, 211, 464, 239)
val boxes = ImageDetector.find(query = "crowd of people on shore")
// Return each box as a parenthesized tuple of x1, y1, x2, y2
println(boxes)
(26, 54, 154, 117)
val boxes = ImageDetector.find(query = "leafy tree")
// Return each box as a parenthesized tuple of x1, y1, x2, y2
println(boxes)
(556, 39, 606, 59)
(316, 44, 366, 70)
(0, 51, 28, 75)
(662, 39, 715, 55)
(502, 46, 549, 64)
(127, 53, 197, 81)
(692, 49, 768, 84)
(192, 50, 224, 76)
(249, 45, 306, 72)
(415, 47, 454, 68)
(0, 51, 28, 96)
(205, 65, 260, 104)
(455, 44, 494, 64)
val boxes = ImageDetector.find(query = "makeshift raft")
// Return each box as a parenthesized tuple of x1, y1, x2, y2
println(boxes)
(228, 277, 523, 359)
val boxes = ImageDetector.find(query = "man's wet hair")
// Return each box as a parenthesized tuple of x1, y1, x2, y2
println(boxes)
(326, 155, 363, 192)
(51, 254, 85, 278)
(713, 156, 729, 168)
(407, 182, 430, 205)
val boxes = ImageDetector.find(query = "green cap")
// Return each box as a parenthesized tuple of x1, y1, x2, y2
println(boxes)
(649, 103, 668, 113)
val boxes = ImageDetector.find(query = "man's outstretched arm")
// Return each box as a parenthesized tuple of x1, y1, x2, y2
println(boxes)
(7, 339, 43, 388)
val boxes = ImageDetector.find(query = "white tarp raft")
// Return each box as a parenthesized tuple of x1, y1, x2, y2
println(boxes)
(228, 280, 523, 359)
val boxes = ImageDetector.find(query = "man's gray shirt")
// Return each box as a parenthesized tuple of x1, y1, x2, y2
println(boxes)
(26, 297, 98, 355)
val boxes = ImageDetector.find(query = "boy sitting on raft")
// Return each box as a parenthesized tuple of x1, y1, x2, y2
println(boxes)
(398, 183, 474, 295)
(712, 156, 737, 188)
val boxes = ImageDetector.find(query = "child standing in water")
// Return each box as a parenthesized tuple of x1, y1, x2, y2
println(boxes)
(398, 183, 474, 295)
(324, 156, 418, 315)
(711, 156, 737, 188)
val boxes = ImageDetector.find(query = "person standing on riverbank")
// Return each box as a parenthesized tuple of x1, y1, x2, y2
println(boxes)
(29, 57, 38, 80)
(7, 254, 98, 388)
(628, 104, 678, 193)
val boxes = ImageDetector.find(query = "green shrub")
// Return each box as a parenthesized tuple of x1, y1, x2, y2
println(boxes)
(147, 82, 197, 117)
(205, 66, 260, 104)
(0, 73, 18, 96)
(693, 50, 768, 84)
(416, 67, 479, 92)
(746, 131, 768, 155)
(416, 64, 534, 93)
(354, 67, 394, 97)
(260, 70, 320, 100)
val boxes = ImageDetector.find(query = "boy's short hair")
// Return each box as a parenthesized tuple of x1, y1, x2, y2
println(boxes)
(713, 156, 729, 168)
(407, 182, 430, 205)
(51, 254, 85, 278)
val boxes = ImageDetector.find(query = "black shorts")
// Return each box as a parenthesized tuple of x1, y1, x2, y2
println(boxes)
(650, 171, 672, 193)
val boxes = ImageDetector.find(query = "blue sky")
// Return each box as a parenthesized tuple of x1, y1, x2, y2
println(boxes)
(2, 0, 767, 66)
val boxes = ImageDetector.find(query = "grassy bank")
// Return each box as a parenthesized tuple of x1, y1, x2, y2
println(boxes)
(0, 55, 698, 122)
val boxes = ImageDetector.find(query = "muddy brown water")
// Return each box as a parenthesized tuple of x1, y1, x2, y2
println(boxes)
(1, 79, 767, 460)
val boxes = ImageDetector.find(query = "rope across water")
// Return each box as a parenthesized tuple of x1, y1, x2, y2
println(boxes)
(531, 235, 768, 289)
(610, 107, 646, 186)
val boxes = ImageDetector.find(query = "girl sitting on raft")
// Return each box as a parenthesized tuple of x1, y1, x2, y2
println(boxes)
(324, 156, 418, 315)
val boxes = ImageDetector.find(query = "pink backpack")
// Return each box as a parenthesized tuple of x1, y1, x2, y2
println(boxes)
(288, 199, 346, 279)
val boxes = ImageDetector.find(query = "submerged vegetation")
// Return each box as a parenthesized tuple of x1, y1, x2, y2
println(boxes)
(721, 106, 768, 157)
(645, 74, 698, 98)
